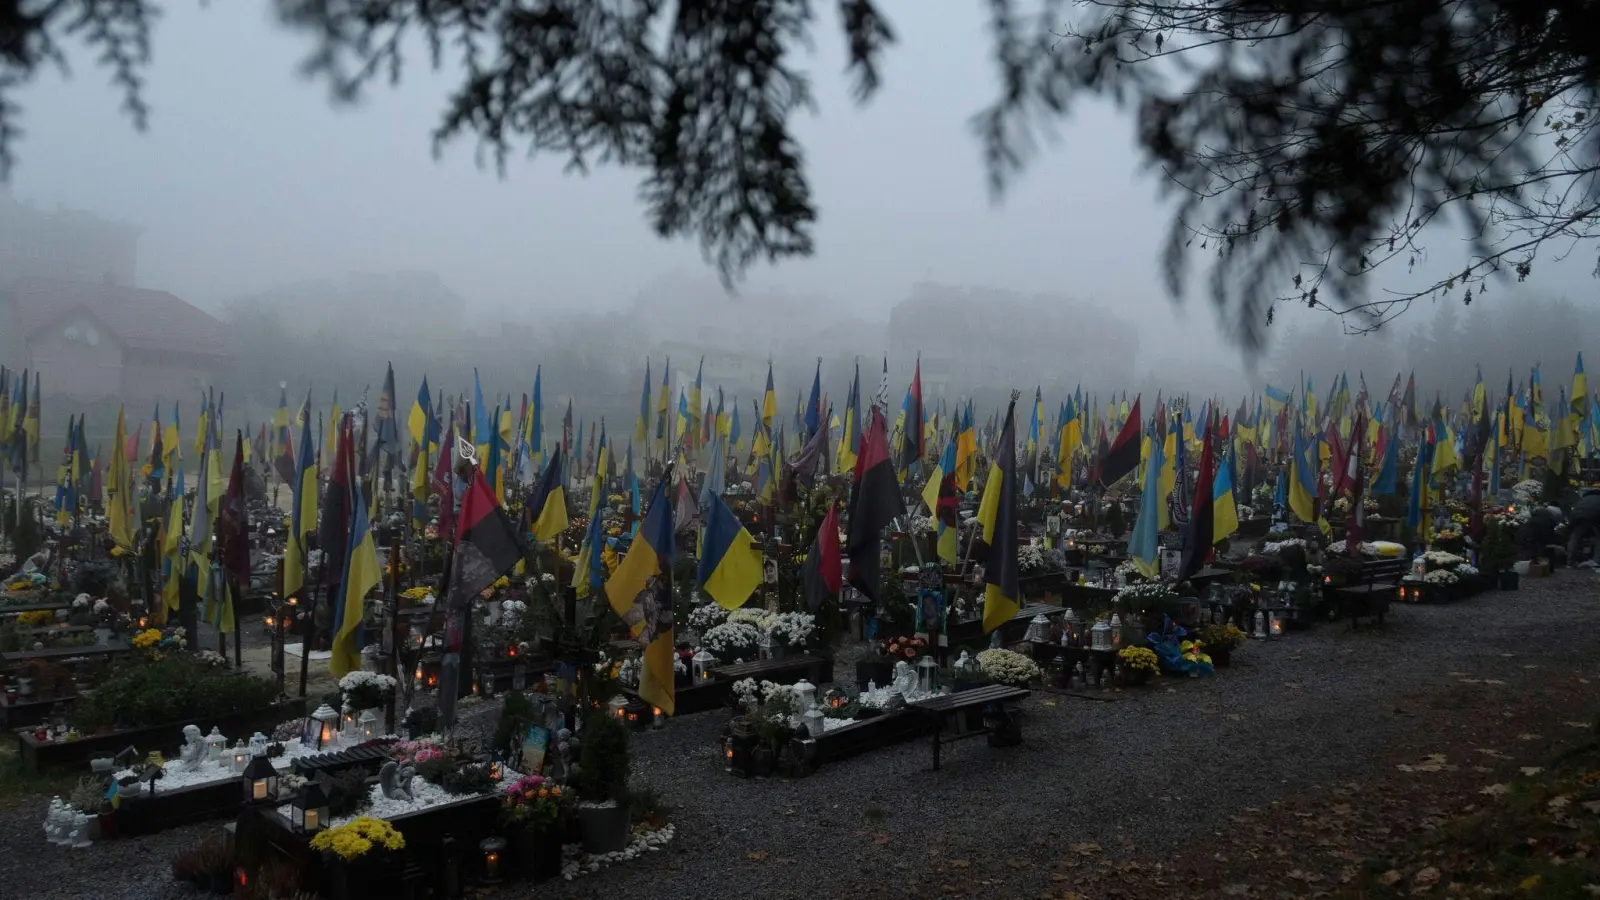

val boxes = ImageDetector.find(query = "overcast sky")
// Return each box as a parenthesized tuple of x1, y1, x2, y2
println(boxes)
(9, 0, 1594, 375)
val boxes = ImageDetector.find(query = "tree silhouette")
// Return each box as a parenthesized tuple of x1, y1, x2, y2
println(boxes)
(6, 0, 1597, 346)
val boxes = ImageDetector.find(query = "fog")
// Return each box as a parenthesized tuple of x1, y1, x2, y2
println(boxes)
(6, 0, 1597, 432)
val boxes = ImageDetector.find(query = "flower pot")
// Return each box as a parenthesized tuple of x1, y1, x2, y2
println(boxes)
(96, 810, 116, 840)
(751, 743, 776, 777)
(577, 803, 631, 855)
(1498, 570, 1520, 591)
(513, 827, 563, 882)
(1123, 669, 1152, 687)
(1210, 646, 1232, 668)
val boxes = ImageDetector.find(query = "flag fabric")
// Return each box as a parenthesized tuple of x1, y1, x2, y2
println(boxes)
(1128, 412, 1166, 579)
(527, 446, 569, 542)
(107, 406, 134, 549)
(921, 436, 960, 564)
(978, 397, 1021, 633)
(1288, 419, 1318, 524)
(272, 386, 296, 485)
(846, 407, 904, 601)
(1179, 422, 1215, 581)
(900, 359, 923, 469)
(330, 470, 380, 678)
(1212, 446, 1239, 544)
(219, 431, 252, 587)
(1096, 396, 1142, 487)
(698, 493, 763, 610)
(318, 417, 355, 632)
(441, 465, 528, 726)
(285, 402, 319, 600)
(372, 362, 400, 482)
(801, 505, 842, 612)
(636, 361, 652, 448)
(606, 477, 677, 714)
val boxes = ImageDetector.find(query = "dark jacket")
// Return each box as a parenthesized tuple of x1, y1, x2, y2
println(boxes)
(1571, 492, 1600, 526)
(1519, 507, 1559, 554)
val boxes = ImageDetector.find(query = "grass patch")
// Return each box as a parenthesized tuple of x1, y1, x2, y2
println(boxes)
(0, 745, 79, 807)
(1348, 732, 1600, 899)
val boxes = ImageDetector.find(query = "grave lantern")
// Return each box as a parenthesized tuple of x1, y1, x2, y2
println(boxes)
(1108, 612, 1123, 648)
(652, 706, 665, 729)
(230, 740, 253, 774)
(358, 709, 380, 742)
(479, 836, 507, 884)
(290, 781, 329, 833)
(691, 650, 716, 684)
(204, 727, 228, 763)
(1268, 608, 1284, 638)
(803, 707, 826, 738)
(249, 732, 269, 757)
(1024, 614, 1051, 643)
(793, 679, 816, 711)
(242, 754, 279, 804)
(608, 695, 628, 720)
(311, 704, 340, 750)
(1090, 617, 1113, 652)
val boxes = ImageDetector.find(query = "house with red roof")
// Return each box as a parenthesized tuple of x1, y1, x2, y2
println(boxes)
(0, 192, 233, 403)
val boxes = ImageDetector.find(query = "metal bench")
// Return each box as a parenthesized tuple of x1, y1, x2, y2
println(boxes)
(1334, 558, 1407, 628)
(912, 684, 1029, 770)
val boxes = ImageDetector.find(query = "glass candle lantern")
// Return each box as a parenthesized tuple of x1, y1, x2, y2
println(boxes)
(204, 727, 228, 764)
(358, 709, 379, 742)
(1268, 609, 1284, 637)
(479, 836, 507, 884)
(691, 650, 716, 684)
(803, 707, 826, 738)
(1024, 614, 1051, 643)
(242, 755, 279, 804)
(291, 781, 329, 833)
(1108, 612, 1123, 648)
(249, 732, 268, 757)
(311, 704, 340, 750)
(793, 679, 816, 711)
(652, 706, 664, 729)
(1090, 617, 1113, 652)
(230, 740, 253, 774)
(608, 695, 628, 720)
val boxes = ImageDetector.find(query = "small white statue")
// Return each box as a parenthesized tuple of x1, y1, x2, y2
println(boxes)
(44, 797, 64, 843)
(378, 761, 416, 802)
(953, 650, 975, 675)
(891, 660, 917, 697)
(69, 812, 92, 848)
(179, 724, 206, 770)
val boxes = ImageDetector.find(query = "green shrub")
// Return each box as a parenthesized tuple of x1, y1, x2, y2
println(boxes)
(577, 712, 630, 804)
(74, 654, 277, 732)
(491, 691, 537, 761)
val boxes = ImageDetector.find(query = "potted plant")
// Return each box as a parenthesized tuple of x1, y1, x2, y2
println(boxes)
(974, 648, 1040, 687)
(1116, 646, 1158, 686)
(1196, 624, 1245, 667)
(501, 774, 566, 882)
(575, 712, 632, 854)
(309, 816, 406, 900)
(1481, 520, 1518, 589)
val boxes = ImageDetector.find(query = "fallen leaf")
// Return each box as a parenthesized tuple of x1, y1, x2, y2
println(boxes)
(1476, 748, 1510, 759)
(746, 851, 769, 861)
(1566, 721, 1591, 729)
(1521, 767, 1544, 776)
(1071, 843, 1102, 856)
(1550, 796, 1572, 811)
(1043, 700, 1057, 708)
(1481, 784, 1510, 796)
(1379, 870, 1403, 886)
(950, 860, 970, 869)
(1520, 875, 1543, 891)
(874, 834, 890, 845)
(1583, 800, 1600, 815)
(1226, 713, 1244, 722)
(1484, 679, 1507, 685)
(1414, 866, 1441, 889)
(1519, 733, 1543, 741)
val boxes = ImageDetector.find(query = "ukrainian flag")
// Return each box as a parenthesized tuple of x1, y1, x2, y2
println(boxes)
(1212, 447, 1238, 543)
(331, 479, 380, 678)
(606, 477, 677, 714)
(1288, 419, 1318, 525)
(921, 436, 960, 564)
(528, 446, 569, 541)
(698, 493, 762, 610)
(285, 400, 319, 600)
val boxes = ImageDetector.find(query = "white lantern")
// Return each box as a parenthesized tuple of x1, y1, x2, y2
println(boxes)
(358, 709, 380, 741)
(803, 707, 826, 738)
(248, 732, 268, 757)
(203, 726, 228, 763)
(230, 740, 253, 774)
(1108, 612, 1123, 648)
(1024, 614, 1050, 643)
(793, 679, 816, 711)
(1090, 617, 1113, 652)
(1267, 609, 1283, 638)
(608, 695, 628, 720)
(691, 649, 716, 684)
(311, 704, 340, 750)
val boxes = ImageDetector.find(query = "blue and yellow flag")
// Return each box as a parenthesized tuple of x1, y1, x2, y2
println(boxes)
(285, 395, 319, 600)
(606, 477, 677, 714)
(698, 492, 762, 610)
(331, 478, 380, 678)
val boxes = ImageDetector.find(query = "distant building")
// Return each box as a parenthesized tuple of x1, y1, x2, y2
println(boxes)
(887, 283, 1139, 400)
(0, 189, 140, 286)
(0, 278, 232, 403)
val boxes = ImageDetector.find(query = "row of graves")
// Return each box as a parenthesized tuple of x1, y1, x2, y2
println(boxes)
(0, 449, 1544, 899)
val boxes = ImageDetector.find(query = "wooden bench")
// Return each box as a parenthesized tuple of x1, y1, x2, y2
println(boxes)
(912, 684, 1030, 770)
(709, 654, 829, 687)
(1334, 558, 1407, 628)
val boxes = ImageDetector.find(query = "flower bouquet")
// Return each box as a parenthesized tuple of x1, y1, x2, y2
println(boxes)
(975, 648, 1040, 687)
(878, 635, 927, 662)
(339, 671, 397, 713)
(1117, 646, 1159, 686)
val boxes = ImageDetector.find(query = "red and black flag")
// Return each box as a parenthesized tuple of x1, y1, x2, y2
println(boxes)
(317, 416, 355, 616)
(219, 430, 252, 586)
(846, 406, 904, 601)
(1178, 417, 1215, 582)
(1095, 396, 1142, 488)
(440, 465, 527, 728)
(801, 504, 842, 612)
(900, 357, 924, 470)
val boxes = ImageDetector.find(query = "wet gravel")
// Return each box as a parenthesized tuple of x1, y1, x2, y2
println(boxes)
(3, 570, 1597, 900)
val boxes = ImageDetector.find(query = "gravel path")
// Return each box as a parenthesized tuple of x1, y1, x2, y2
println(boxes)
(2, 571, 1596, 900)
